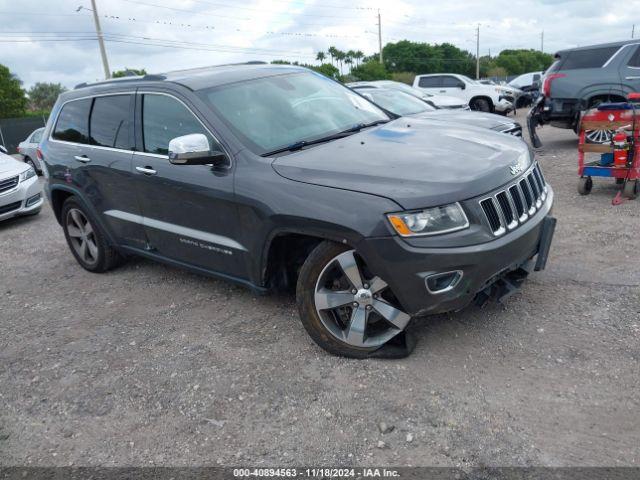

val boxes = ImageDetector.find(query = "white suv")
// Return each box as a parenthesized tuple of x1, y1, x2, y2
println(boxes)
(413, 74, 504, 112)
(0, 146, 43, 221)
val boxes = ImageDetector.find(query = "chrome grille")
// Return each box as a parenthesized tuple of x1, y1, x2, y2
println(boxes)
(0, 175, 19, 194)
(480, 163, 548, 236)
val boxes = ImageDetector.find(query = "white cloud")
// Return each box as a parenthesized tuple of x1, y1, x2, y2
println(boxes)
(1, 0, 640, 88)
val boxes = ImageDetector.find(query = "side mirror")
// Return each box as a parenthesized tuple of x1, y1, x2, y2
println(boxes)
(168, 133, 228, 166)
(459, 83, 466, 90)
(0, 145, 7, 154)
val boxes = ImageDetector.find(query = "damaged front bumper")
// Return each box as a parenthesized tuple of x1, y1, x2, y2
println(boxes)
(527, 96, 546, 148)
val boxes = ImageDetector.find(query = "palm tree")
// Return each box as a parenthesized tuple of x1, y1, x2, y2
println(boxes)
(316, 51, 326, 64)
(327, 46, 338, 67)
(354, 50, 364, 67)
(335, 50, 346, 75)
(344, 56, 353, 73)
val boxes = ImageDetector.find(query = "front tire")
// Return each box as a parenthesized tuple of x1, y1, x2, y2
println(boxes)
(578, 176, 593, 195)
(471, 98, 491, 112)
(61, 197, 123, 273)
(296, 241, 411, 358)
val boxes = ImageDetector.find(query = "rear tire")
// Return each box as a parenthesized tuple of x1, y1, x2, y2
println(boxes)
(578, 176, 593, 195)
(471, 98, 491, 112)
(296, 241, 412, 358)
(61, 197, 123, 273)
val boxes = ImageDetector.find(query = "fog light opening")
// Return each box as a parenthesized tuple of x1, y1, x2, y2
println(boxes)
(426, 270, 463, 294)
(26, 193, 41, 207)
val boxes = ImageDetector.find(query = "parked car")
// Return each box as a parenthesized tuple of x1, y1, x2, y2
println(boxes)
(41, 64, 555, 358)
(413, 73, 509, 113)
(0, 144, 43, 221)
(509, 71, 542, 92)
(17, 127, 45, 175)
(353, 86, 522, 136)
(528, 40, 640, 147)
(347, 80, 470, 110)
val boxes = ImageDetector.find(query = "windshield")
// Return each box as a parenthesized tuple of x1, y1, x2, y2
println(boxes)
(198, 71, 389, 155)
(363, 89, 433, 115)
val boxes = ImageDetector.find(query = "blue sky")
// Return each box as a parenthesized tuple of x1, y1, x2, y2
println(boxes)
(1, 0, 639, 88)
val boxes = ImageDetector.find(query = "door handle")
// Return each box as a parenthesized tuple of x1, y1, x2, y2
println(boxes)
(73, 155, 91, 163)
(439, 90, 446, 93)
(136, 166, 157, 175)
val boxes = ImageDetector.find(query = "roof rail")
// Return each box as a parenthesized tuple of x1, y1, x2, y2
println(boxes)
(74, 73, 166, 90)
(161, 61, 268, 76)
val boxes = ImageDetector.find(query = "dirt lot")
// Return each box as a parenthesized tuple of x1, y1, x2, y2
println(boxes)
(1, 111, 639, 467)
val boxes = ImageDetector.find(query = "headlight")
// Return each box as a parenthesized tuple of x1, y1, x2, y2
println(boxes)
(20, 167, 36, 182)
(387, 203, 469, 237)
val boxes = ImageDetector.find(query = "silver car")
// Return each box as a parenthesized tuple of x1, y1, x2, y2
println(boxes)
(347, 80, 470, 110)
(17, 127, 45, 175)
(0, 145, 43, 221)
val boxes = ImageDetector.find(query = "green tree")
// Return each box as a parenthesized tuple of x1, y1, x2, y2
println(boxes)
(353, 50, 364, 67)
(316, 51, 326, 64)
(112, 68, 147, 78)
(493, 49, 553, 75)
(327, 46, 338, 67)
(382, 40, 476, 77)
(27, 82, 67, 112)
(0, 64, 28, 117)
(350, 60, 390, 81)
(310, 63, 340, 79)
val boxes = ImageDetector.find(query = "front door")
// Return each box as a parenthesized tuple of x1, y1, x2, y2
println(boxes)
(131, 91, 245, 278)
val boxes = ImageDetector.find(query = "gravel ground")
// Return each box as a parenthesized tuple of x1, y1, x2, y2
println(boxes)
(1, 111, 639, 467)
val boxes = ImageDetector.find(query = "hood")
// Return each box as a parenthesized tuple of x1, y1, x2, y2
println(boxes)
(0, 152, 27, 176)
(413, 110, 517, 131)
(272, 118, 531, 209)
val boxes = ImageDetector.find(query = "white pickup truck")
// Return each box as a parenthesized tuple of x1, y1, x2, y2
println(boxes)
(413, 73, 512, 113)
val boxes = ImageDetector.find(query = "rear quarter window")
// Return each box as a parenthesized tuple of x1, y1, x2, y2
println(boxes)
(560, 46, 620, 70)
(52, 98, 92, 144)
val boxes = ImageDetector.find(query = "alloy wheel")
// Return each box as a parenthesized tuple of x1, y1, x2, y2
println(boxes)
(585, 129, 613, 144)
(66, 208, 99, 266)
(314, 250, 410, 348)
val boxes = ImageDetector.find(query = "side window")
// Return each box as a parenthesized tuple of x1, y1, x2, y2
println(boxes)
(418, 76, 441, 88)
(561, 46, 620, 70)
(52, 99, 92, 144)
(31, 129, 43, 143)
(442, 76, 463, 88)
(142, 94, 218, 155)
(90, 95, 132, 149)
(628, 47, 640, 67)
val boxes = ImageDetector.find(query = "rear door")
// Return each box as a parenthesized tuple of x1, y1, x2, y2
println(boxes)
(131, 91, 244, 278)
(49, 94, 146, 248)
(416, 75, 442, 96)
(618, 44, 640, 96)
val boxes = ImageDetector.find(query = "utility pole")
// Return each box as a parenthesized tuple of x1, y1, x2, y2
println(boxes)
(541, 30, 544, 53)
(377, 9, 383, 64)
(475, 24, 480, 80)
(90, 0, 111, 79)
(633, 24, 636, 39)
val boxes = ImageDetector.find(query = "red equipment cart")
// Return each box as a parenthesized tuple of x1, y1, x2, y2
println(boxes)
(578, 94, 640, 202)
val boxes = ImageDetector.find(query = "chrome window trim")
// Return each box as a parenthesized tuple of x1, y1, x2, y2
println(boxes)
(603, 43, 640, 68)
(47, 91, 232, 167)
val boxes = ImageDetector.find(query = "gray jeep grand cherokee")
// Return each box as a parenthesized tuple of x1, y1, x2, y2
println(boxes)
(41, 63, 555, 358)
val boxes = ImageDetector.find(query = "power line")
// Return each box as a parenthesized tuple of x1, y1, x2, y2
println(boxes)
(178, 0, 371, 19)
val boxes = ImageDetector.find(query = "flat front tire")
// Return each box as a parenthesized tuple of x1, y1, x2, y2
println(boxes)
(296, 241, 412, 358)
(61, 197, 123, 273)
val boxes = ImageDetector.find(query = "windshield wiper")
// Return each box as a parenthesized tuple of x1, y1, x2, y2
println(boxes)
(261, 119, 390, 156)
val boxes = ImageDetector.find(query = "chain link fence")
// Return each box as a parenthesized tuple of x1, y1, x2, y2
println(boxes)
(0, 115, 48, 154)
